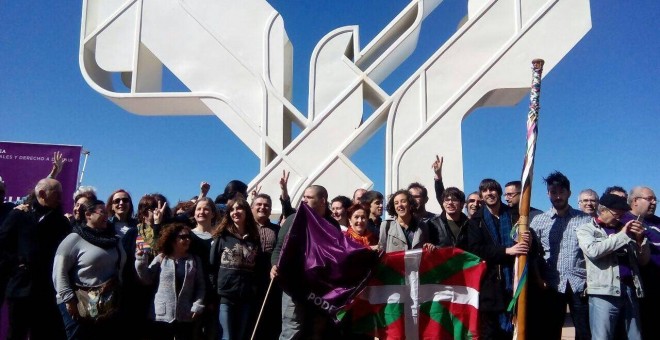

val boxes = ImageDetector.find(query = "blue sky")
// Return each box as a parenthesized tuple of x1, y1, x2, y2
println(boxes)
(1, 1, 658, 212)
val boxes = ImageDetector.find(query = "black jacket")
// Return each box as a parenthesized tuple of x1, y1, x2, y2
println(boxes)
(0, 202, 70, 298)
(467, 205, 515, 312)
(426, 212, 469, 249)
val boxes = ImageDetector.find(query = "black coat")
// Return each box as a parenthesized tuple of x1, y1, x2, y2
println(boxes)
(0, 202, 71, 298)
(425, 212, 469, 249)
(467, 205, 515, 312)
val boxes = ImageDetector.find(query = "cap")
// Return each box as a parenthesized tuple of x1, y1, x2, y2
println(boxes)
(599, 193, 630, 211)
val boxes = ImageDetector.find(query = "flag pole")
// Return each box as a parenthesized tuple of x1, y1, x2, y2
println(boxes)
(250, 277, 275, 340)
(514, 58, 545, 340)
(78, 149, 90, 188)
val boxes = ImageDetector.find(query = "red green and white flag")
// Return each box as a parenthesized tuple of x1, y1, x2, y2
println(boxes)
(347, 248, 485, 339)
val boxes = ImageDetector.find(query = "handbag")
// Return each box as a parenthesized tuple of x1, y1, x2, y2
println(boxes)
(73, 243, 122, 321)
(74, 277, 120, 320)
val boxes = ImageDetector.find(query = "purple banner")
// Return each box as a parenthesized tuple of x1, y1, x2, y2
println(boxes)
(277, 203, 379, 321)
(0, 141, 82, 213)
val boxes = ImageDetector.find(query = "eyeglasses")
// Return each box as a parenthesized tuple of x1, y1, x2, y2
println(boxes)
(504, 192, 520, 198)
(579, 199, 598, 203)
(112, 197, 131, 205)
(636, 196, 657, 202)
(467, 199, 480, 203)
(177, 234, 191, 241)
(605, 207, 624, 218)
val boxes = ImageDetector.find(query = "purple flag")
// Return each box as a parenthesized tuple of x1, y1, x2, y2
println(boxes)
(277, 202, 379, 321)
(0, 141, 82, 212)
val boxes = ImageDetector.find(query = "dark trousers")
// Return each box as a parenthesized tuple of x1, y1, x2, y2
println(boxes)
(478, 311, 512, 340)
(153, 320, 194, 340)
(58, 303, 120, 340)
(543, 283, 591, 340)
(7, 296, 66, 340)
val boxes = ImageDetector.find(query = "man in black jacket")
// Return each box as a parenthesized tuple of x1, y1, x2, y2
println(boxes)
(0, 178, 71, 340)
(426, 187, 469, 249)
(468, 179, 529, 340)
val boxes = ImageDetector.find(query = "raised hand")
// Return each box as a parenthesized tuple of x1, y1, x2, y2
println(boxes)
(199, 181, 211, 198)
(49, 151, 63, 179)
(431, 155, 443, 178)
(153, 200, 167, 224)
(250, 185, 262, 200)
(279, 170, 290, 200)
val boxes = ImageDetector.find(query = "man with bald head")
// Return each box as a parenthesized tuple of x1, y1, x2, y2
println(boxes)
(0, 178, 71, 339)
(620, 186, 658, 340)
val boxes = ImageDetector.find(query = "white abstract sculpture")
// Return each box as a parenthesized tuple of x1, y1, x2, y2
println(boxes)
(79, 0, 591, 213)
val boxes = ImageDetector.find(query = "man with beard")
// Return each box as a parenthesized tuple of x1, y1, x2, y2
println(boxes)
(530, 171, 591, 340)
(465, 191, 481, 218)
(619, 186, 658, 340)
(408, 182, 436, 222)
(468, 179, 530, 339)
(578, 189, 599, 217)
(504, 180, 542, 223)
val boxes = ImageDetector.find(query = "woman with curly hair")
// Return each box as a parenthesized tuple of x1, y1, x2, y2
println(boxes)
(378, 189, 432, 253)
(209, 198, 260, 340)
(135, 223, 205, 340)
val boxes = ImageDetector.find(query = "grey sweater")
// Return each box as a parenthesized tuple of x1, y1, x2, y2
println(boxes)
(52, 233, 126, 304)
(135, 253, 205, 323)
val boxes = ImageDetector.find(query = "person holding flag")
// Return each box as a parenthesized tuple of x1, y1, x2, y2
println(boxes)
(270, 184, 379, 340)
(270, 185, 341, 339)
(468, 178, 530, 340)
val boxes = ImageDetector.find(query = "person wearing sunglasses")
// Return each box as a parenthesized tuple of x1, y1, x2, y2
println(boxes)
(135, 223, 205, 340)
(576, 193, 649, 340)
(106, 189, 137, 237)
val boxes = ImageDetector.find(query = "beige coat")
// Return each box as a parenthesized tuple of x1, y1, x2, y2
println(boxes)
(378, 218, 429, 253)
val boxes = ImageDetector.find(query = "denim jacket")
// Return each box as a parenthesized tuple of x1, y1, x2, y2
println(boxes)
(576, 219, 650, 298)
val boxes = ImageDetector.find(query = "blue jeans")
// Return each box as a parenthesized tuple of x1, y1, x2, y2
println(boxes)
(280, 292, 303, 340)
(218, 302, 251, 340)
(589, 284, 641, 340)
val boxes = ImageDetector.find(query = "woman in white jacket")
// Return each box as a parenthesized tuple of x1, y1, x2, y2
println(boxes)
(135, 223, 205, 340)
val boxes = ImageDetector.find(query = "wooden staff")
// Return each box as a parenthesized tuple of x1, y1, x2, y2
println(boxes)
(514, 58, 544, 340)
(250, 278, 275, 340)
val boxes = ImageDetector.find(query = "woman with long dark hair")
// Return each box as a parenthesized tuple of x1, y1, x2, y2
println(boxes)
(210, 198, 260, 340)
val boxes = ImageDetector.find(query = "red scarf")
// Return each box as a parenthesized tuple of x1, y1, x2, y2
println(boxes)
(345, 227, 377, 247)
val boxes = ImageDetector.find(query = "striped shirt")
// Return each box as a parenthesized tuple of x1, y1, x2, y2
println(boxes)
(530, 207, 591, 293)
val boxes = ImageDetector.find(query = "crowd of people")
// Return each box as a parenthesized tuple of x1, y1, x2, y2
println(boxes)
(0, 154, 658, 340)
